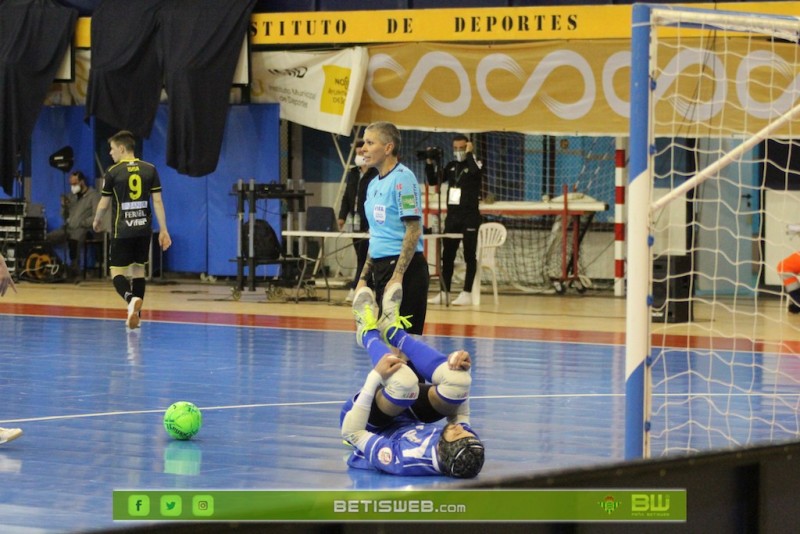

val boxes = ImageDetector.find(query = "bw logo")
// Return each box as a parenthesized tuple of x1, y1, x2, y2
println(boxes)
(631, 493, 671, 513)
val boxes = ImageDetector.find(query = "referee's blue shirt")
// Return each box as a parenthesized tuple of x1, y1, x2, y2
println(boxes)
(364, 163, 423, 258)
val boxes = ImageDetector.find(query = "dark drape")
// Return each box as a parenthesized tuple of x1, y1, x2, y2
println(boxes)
(0, 0, 76, 195)
(158, 0, 256, 176)
(84, 0, 166, 139)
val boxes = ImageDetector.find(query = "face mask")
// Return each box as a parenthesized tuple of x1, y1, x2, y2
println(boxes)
(354, 155, 367, 167)
(454, 150, 467, 163)
(71, 185, 81, 194)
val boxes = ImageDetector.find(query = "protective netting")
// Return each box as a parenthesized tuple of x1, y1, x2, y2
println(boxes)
(400, 130, 616, 291)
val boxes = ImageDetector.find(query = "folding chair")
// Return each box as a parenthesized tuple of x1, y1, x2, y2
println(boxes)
(82, 232, 108, 279)
(298, 206, 337, 299)
(304, 206, 338, 276)
(472, 222, 507, 305)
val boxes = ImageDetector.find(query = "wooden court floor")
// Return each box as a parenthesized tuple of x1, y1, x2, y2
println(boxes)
(0, 277, 797, 533)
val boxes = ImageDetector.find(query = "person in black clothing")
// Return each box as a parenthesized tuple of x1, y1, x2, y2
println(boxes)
(338, 139, 378, 302)
(93, 130, 172, 329)
(425, 134, 483, 306)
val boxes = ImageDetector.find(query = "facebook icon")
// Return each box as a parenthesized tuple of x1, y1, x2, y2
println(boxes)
(128, 495, 150, 516)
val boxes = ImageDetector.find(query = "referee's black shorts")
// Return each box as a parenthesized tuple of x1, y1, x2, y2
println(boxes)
(370, 252, 428, 335)
(109, 235, 151, 268)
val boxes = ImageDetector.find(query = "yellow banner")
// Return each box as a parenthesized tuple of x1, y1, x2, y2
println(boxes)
(354, 39, 800, 136)
(75, 17, 90, 48)
(76, 2, 800, 48)
(249, 6, 629, 45)
(355, 41, 632, 135)
(248, 3, 800, 45)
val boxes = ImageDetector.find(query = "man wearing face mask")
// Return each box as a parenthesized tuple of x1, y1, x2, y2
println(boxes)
(425, 134, 483, 306)
(338, 139, 379, 302)
(46, 170, 102, 279)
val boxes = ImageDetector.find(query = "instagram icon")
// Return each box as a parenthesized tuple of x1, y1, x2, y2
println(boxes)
(192, 495, 214, 517)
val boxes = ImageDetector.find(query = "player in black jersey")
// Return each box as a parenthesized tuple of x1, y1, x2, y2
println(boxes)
(93, 131, 172, 329)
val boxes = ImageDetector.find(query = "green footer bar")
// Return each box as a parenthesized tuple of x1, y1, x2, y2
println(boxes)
(113, 489, 686, 522)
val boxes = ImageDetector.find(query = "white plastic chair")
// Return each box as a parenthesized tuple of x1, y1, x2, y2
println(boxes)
(471, 222, 507, 305)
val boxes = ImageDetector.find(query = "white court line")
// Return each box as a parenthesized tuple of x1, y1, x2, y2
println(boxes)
(0, 394, 626, 424)
(2, 391, 787, 425)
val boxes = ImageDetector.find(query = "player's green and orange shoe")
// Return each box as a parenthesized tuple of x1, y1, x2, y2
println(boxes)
(352, 287, 379, 348)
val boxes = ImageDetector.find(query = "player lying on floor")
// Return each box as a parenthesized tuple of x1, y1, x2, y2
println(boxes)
(339, 286, 484, 478)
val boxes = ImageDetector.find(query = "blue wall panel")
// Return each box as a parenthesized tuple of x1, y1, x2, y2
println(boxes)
(142, 107, 208, 274)
(206, 104, 281, 277)
(142, 104, 280, 276)
(302, 126, 350, 185)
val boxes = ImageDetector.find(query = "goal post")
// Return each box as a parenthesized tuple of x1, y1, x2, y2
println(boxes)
(626, 4, 800, 459)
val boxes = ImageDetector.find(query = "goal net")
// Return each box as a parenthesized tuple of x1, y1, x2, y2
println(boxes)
(399, 130, 616, 292)
(627, 5, 800, 459)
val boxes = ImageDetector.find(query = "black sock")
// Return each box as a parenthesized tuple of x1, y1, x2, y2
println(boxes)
(131, 278, 146, 300)
(113, 275, 132, 303)
(789, 289, 800, 313)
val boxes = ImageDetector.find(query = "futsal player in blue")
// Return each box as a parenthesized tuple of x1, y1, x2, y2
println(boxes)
(340, 287, 484, 478)
(357, 121, 428, 336)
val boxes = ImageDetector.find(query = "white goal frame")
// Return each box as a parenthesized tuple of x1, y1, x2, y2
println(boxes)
(626, 4, 800, 459)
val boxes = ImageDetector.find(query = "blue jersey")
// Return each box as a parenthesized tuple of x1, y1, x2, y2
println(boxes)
(364, 163, 423, 258)
(346, 416, 478, 476)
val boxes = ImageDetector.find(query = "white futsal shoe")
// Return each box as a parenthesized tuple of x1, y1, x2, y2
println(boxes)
(127, 297, 143, 329)
(379, 282, 411, 343)
(427, 291, 448, 305)
(451, 291, 473, 306)
(352, 287, 379, 348)
(0, 427, 22, 445)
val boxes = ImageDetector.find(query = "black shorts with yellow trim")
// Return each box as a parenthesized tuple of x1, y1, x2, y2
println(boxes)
(109, 235, 151, 268)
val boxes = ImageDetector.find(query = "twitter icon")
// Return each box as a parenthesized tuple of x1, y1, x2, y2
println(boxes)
(160, 495, 182, 516)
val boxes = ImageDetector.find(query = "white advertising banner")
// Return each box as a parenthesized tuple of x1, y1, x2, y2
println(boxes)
(250, 47, 368, 135)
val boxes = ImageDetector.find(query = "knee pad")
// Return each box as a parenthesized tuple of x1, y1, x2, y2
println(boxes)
(432, 363, 471, 404)
(381, 365, 420, 408)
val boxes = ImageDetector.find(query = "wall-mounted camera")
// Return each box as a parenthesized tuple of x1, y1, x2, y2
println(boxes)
(416, 147, 443, 161)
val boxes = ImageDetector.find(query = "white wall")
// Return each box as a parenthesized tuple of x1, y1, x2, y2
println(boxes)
(765, 190, 800, 286)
